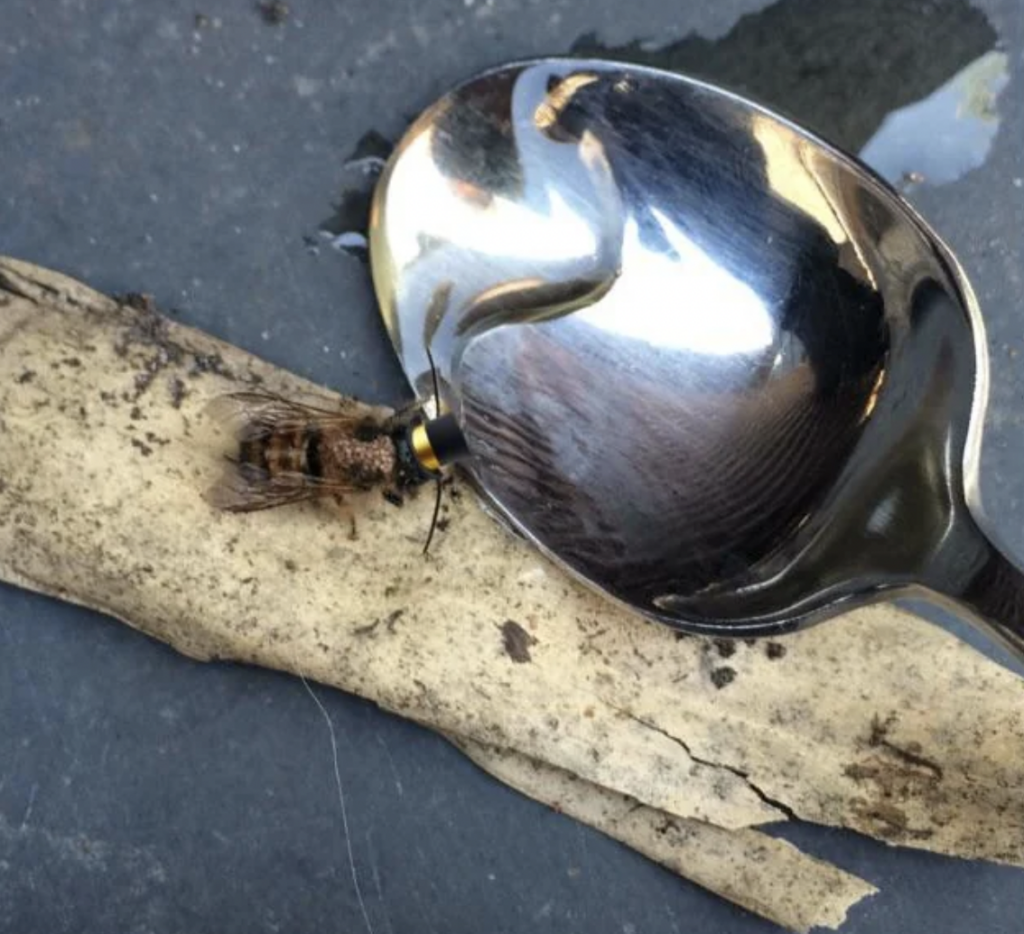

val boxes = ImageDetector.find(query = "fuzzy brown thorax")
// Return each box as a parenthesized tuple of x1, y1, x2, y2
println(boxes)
(319, 431, 397, 489)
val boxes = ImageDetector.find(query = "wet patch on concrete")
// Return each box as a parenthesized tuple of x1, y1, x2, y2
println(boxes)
(317, 130, 396, 261)
(571, 0, 1004, 188)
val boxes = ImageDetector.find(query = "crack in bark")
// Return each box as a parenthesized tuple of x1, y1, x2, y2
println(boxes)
(869, 713, 944, 780)
(608, 702, 798, 822)
(0, 269, 37, 302)
(1, 262, 88, 311)
(0, 267, 61, 305)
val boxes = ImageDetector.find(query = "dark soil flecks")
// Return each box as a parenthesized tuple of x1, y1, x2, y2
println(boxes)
(501, 619, 537, 663)
(710, 666, 737, 689)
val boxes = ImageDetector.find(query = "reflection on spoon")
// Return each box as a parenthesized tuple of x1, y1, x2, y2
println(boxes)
(369, 57, 1024, 667)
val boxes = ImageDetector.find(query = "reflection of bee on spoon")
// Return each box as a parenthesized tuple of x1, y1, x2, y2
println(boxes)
(203, 387, 468, 550)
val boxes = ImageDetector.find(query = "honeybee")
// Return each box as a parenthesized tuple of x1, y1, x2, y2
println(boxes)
(204, 391, 467, 538)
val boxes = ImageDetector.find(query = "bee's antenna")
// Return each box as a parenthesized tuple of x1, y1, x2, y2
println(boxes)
(423, 344, 444, 556)
(423, 475, 444, 555)
(426, 344, 442, 421)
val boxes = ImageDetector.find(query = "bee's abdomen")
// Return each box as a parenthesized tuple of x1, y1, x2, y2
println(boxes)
(237, 437, 270, 474)
(303, 425, 324, 479)
(239, 427, 310, 479)
(235, 423, 396, 491)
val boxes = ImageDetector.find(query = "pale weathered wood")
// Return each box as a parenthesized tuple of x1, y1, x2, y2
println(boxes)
(2, 255, 1023, 928)
(452, 737, 877, 933)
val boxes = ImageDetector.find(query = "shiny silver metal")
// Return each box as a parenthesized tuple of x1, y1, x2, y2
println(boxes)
(368, 58, 1024, 661)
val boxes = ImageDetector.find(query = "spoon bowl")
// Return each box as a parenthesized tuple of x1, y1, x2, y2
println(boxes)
(369, 58, 1024, 661)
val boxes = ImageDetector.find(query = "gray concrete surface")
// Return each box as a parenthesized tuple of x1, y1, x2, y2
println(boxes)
(1, 0, 1022, 931)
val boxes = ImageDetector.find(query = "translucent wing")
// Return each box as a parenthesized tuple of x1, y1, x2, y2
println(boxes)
(205, 390, 367, 441)
(203, 462, 352, 512)
(203, 391, 369, 513)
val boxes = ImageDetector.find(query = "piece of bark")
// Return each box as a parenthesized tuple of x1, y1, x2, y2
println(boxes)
(1, 256, 1023, 927)
(451, 736, 877, 933)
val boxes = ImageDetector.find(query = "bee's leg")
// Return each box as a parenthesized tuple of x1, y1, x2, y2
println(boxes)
(384, 398, 427, 433)
(325, 495, 359, 540)
(342, 499, 358, 540)
(382, 488, 404, 508)
(392, 398, 422, 420)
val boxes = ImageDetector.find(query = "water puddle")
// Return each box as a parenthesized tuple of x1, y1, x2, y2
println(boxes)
(571, 0, 1006, 190)
(317, 130, 394, 260)
(320, 0, 1006, 256)
(859, 49, 1008, 189)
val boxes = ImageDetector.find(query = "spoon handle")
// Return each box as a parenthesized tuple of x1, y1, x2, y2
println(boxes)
(960, 549, 1024, 662)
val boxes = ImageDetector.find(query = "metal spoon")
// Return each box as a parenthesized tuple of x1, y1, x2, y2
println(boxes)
(368, 57, 1024, 662)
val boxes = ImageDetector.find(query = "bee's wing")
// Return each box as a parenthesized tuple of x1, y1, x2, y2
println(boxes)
(204, 390, 368, 441)
(203, 391, 367, 513)
(203, 461, 359, 512)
